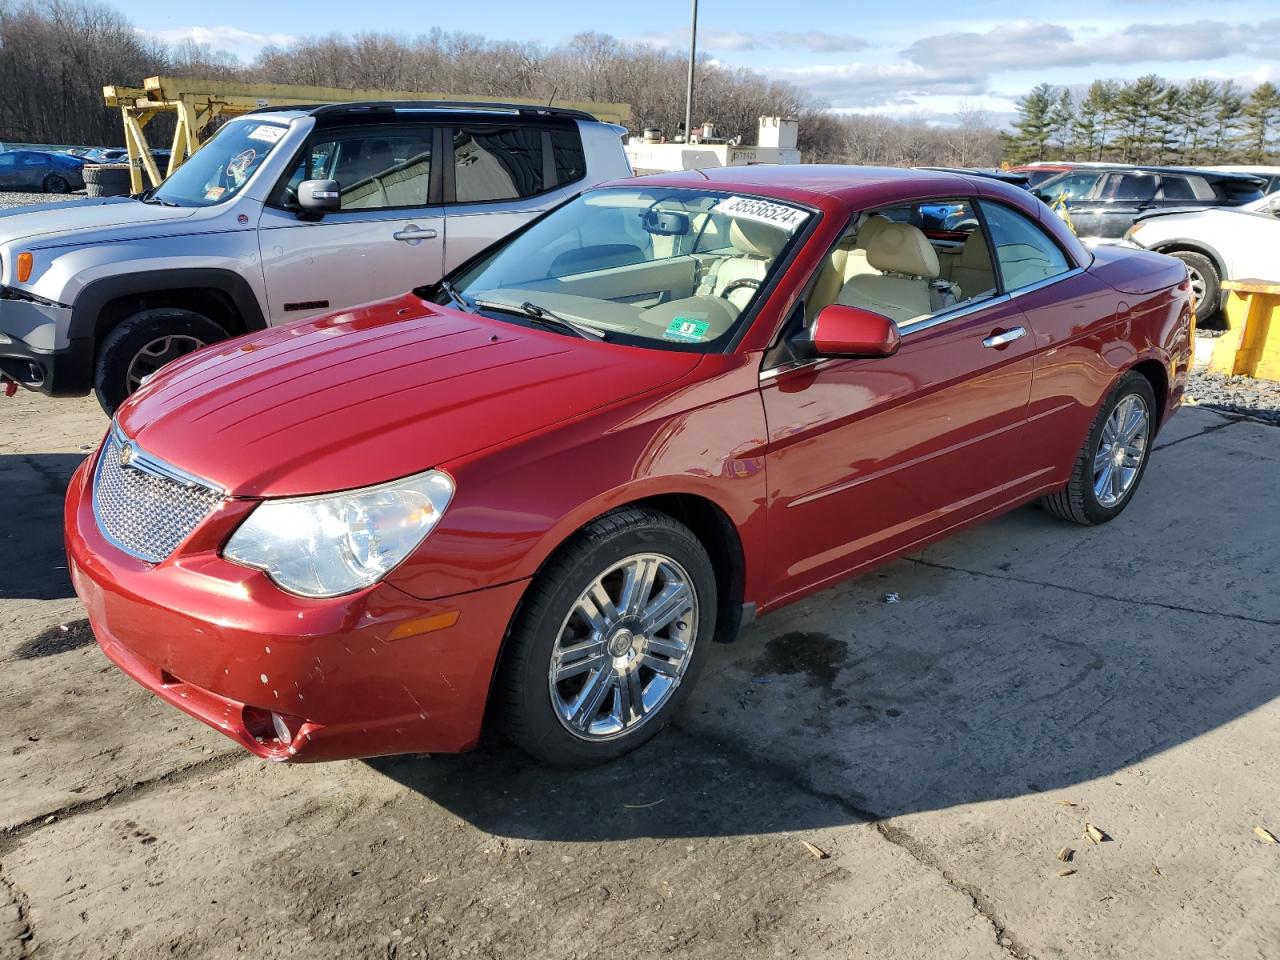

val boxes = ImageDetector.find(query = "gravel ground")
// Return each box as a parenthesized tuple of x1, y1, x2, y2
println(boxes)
(0, 189, 83, 208)
(1187, 370, 1280, 424)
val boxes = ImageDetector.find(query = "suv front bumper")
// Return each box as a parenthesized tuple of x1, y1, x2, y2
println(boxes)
(0, 294, 92, 395)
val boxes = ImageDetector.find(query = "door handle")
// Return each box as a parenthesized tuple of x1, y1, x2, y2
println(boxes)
(392, 225, 438, 244)
(982, 326, 1026, 349)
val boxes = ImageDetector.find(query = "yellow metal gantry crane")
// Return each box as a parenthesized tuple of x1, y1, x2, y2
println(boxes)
(103, 76, 632, 193)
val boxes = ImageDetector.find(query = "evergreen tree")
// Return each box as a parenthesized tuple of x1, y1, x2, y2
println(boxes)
(1239, 81, 1280, 162)
(1210, 81, 1245, 162)
(1048, 87, 1075, 157)
(1005, 83, 1056, 163)
(1177, 79, 1219, 162)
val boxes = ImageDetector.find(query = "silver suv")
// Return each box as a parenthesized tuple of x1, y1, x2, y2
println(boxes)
(0, 101, 631, 412)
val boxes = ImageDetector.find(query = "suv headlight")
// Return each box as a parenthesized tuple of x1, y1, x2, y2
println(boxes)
(224, 469, 454, 598)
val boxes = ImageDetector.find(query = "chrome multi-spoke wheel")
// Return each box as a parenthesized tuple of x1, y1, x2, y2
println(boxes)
(1092, 393, 1149, 508)
(1186, 266, 1206, 303)
(498, 507, 716, 766)
(549, 552, 698, 740)
(126, 334, 206, 391)
(1042, 372, 1158, 526)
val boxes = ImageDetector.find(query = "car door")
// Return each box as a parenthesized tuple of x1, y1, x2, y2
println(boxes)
(759, 199, 1041, 605)
(0, 153, 17, 189)
(973, 199, 1117, 478)
(1088, 172, 1159, 240)
(257, 125, 444, 323)
(439, 123, 584, 274)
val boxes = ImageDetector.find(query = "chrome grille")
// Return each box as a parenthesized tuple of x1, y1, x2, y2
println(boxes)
(92, 426, 224, 563)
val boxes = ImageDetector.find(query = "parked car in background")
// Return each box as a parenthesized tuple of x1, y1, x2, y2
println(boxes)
(919, 166, 1031, 188)
(1120, 191, 1280, 320)
(0, 101, 632, 412)
(0, 149, 85, 193)
(1006, 161, 1136, 188)
(1033, 165, 1265, 243)
(65, 165, 1192, 767)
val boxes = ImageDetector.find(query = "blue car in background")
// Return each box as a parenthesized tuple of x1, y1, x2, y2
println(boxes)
(0, 150, 85, 193)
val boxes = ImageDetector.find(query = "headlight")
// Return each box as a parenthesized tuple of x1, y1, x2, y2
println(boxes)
(224, 469, 454, 598)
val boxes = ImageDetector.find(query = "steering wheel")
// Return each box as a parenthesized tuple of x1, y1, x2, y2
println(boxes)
(720, 278, 762, 300)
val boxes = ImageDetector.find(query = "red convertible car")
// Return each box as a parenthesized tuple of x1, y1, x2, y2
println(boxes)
(65, 166, 1193, 766)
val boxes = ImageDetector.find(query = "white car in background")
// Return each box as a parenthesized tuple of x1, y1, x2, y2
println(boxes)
(1120, 191, 1280, 320)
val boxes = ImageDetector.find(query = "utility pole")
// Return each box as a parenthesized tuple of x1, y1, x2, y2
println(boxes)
(683, 0, 698, 142)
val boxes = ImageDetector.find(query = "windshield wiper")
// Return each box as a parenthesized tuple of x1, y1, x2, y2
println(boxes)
(439, 280, 475, 313)
(137, 193, 178, 207)
(474, 299, 607, 341)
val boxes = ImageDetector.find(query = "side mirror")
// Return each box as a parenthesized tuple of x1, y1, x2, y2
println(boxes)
(809, 304, 901, 358)
(1268, 196, 1280, 218)
(297, 179, 340, 216)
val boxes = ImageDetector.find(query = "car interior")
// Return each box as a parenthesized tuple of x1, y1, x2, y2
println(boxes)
(459, 192, 1070, 347)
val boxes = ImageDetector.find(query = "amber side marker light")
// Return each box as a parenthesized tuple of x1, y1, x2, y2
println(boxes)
(16, 252, 33, 283)
(389, 609, 461, 641)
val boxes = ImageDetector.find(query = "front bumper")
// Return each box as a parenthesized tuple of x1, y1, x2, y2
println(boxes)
(0, 296, 91, 395)
(65, 455, 528, 762)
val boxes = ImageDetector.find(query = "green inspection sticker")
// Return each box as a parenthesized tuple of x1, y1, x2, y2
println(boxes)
(663, 317, 710, 342)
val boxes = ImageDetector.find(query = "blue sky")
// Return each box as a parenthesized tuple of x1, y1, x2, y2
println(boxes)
(119, 0, 1280, 123)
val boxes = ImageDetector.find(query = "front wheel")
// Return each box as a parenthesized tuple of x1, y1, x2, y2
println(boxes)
(496, 507, 717, 767)
(42, 174, 70, 194)
(1167, 250, 1220, 323)
(94, 308, 229, 414)
(1041, 371, 1157, 525)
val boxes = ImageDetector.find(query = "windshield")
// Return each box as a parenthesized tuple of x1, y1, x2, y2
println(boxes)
(151, 119, 289, 207)
(440, 187, 813, 350)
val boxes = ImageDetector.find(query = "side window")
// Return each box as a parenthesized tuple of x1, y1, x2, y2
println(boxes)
(453, 126, 544, 202)
(1045, 172, 1101, 200)
(1102, 174, 1157, 202)
(977, 201, 1070, 292)
(277, 129, 433, 211)
(549, 127, 586, 187)
(1158, 176, 1196, 201)
(815, 198, 998, 326)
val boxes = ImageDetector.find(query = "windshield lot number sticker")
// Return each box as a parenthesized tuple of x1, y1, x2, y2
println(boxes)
(664, 317, 710, 342)
(248, 125, 286, 144)
(711, 196, 809, 233)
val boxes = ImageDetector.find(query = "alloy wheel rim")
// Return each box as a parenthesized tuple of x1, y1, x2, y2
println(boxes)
(1186, 267, 1206, 302)
(1093, 394, 1150, 508)
(126, 335, 205, 391)
(549, 552, 698, 741)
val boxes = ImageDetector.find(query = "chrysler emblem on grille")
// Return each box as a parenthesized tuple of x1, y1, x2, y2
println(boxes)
(119, 441, 137, 468)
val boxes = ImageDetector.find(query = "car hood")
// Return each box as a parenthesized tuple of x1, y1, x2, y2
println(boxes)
(0, 196, 198, 245)
(115, 293, 704, 497)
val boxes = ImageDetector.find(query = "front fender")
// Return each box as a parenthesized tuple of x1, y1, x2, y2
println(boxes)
(387, 355, 771, 605)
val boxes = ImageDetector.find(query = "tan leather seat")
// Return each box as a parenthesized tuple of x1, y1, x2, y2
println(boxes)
(952, 232, 997, 300)
(842, 215, 893, 282)
(701, 219, 788, 310)
(837, 222, 940, 324)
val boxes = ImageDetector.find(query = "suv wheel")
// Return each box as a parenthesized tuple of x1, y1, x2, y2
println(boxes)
(42, 174, 70, 194)
(496, 507, 717, 767)
(1167, 251, 1220, 323)
(94, 308, 230, 414)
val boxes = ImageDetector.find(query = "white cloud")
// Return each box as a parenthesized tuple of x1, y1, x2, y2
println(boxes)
(633, 27, 868, 54)
(142, 25, 297, 60)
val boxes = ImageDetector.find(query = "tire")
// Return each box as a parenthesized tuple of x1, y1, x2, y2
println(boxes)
(496, 507, 718, 767)
(1167, 250, 1220, 323)
(82, 163, 132, 198)
(1041, 371, 1158, 526)
(42, 174, 70, 194)
(93, 308, 229, 415)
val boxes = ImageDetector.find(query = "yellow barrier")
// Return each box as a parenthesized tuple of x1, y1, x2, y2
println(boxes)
(1208, 279, 1280, 381)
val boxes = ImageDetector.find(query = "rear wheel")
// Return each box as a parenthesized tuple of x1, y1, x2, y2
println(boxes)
(1041, 371, 1157, 526)
(1167, 250, 1220, 323)
(496, 507, 717, 767)
(94, 308, 229, 414)
(42, 174, 70, 194)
